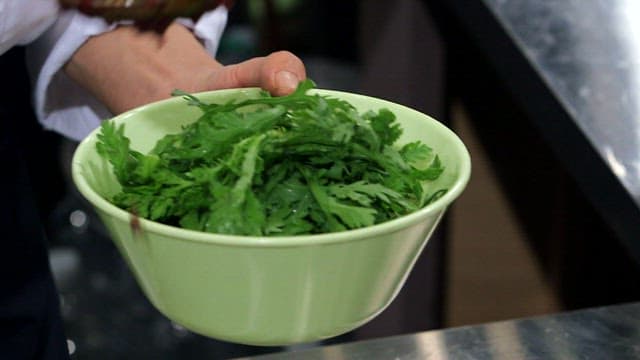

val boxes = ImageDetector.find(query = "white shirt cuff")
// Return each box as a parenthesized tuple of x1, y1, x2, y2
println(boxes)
(0, 0, 60, 55)
(27, 6, 228, 142)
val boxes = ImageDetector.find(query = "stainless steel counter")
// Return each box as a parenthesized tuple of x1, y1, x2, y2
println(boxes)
(240, 302, 640, 359)
(439, 0, 640, 261)
(485, 0, 640, 205)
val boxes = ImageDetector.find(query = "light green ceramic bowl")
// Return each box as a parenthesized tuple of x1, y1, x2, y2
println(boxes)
(71, 88, 471, 346)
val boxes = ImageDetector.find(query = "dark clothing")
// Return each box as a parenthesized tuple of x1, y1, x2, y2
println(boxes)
(0, 47, 70, 359)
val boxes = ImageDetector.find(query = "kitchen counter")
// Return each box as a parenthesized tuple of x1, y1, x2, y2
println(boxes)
(240, 302, 640, 359)
(438, 0, 640, 261)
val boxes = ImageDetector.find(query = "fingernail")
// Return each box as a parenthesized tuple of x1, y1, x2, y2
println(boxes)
(275, 71, 299, 94)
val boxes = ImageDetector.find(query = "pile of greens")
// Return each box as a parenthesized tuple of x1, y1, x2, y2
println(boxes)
(96, 80, 447, 236)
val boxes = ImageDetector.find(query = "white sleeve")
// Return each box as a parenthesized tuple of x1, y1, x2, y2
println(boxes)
(0, 0, 60, 55)
(26, 6, 229, 142)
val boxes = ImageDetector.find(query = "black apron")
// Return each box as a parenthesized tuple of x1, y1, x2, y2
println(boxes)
(0, 47, 70, 359)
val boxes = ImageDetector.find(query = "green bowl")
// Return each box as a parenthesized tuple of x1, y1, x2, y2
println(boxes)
(71, 88, 471, 346)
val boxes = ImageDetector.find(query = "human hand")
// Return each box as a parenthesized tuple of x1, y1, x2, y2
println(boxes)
(64, 22, 306, 114)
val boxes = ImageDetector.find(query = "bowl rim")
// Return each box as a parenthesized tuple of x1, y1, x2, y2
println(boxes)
(71, 87, 471, 248)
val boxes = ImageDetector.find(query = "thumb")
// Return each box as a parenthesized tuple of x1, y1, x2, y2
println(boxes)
(207, 51, 306, 96)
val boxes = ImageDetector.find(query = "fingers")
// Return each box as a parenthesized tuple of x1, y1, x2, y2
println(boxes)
(208, 51, 307, 96)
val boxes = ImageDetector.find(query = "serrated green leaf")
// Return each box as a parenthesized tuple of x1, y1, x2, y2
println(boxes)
(96, 79, 447, 235)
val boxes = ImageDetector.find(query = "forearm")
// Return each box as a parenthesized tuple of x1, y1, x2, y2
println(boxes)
(26, 5, 230, 141)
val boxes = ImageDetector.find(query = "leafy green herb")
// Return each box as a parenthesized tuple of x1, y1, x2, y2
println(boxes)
(96, 79, 447, 236)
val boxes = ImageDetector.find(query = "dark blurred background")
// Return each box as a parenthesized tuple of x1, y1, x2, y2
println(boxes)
(30, 0, 640, 358)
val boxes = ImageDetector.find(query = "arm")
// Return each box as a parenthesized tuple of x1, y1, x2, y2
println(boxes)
(64, 22, 306, 115)
(26, 5, 305, 140)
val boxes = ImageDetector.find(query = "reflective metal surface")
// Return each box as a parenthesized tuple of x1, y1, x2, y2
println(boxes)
(240, 302, 640, 359)
(484, 0, 640, 204)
